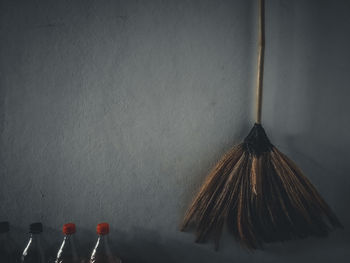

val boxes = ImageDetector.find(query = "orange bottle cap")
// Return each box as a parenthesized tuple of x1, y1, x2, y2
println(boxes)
(63, 223, 76, 235)
(97, 222, 109, 235)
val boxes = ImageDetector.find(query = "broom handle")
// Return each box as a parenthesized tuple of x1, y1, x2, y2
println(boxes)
(256, 0, 265, 124)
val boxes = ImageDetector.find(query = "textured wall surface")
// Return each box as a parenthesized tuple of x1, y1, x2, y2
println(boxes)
(1, 0, 349, 262)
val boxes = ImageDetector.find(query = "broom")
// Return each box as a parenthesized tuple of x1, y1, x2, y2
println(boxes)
(180, 0, 343, 250)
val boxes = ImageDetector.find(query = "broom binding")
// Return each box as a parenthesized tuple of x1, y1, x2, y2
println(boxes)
(244, 123, 272, 156)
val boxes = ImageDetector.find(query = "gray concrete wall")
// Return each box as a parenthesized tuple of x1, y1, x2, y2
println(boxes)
(0, 0, 349, 262)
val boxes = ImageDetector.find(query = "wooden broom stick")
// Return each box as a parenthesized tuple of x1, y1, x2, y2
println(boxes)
(256, 0, 265, 124)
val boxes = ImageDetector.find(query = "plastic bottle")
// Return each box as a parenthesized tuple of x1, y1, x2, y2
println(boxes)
(21, 222, 45, 263)
(0, 221, 19, 263)
(55, 223, 79, 263)
(89, 223, 121, 263)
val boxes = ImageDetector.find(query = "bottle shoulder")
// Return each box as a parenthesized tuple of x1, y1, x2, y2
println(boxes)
(21, 235, 45, 263)
(55, 235, 79, 263)
(89, 235, 121, 263)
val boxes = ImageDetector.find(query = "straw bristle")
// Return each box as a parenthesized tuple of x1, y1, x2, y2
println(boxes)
(181, 124, 343, 250)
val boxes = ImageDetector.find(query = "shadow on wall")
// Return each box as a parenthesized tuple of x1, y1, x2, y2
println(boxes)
(81, 226, 350, 263)
(264, 0, 350, 229)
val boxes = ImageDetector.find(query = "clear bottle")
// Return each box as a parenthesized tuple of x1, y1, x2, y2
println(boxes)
(55, 223, 79, 263)
(0, 221, 19, 263)
(21, 223, 45, 263)
(89, 223, 121, 263)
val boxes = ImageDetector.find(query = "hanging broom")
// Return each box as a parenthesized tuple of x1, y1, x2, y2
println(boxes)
(180, 0, 343, 250)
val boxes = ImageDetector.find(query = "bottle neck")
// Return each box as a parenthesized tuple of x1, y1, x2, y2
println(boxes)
(61, 234, 77, 250)
(90, 234, 122, 263)
(56, 234, 78, 261)
(22, 233, 45, 261)
(30, 233, 41, 244)
(24, 233, 42, 252)
(29, 233, 42, 245)
(93, 234, 112, 256)
(64, 234, 75, 241)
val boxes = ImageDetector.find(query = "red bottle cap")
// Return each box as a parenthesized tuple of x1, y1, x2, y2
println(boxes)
(96, 222, 109, 235)
(63, 223, 76, 235)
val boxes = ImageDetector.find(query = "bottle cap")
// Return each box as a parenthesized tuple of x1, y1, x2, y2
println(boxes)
(63, 223, 76, 235)
(29, 222, 43, 234)
(96, 222, 109, 235)
(0, 221, 10, 233)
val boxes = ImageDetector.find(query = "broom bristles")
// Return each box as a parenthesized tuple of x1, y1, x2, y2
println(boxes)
(181, 124, 343, 250)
